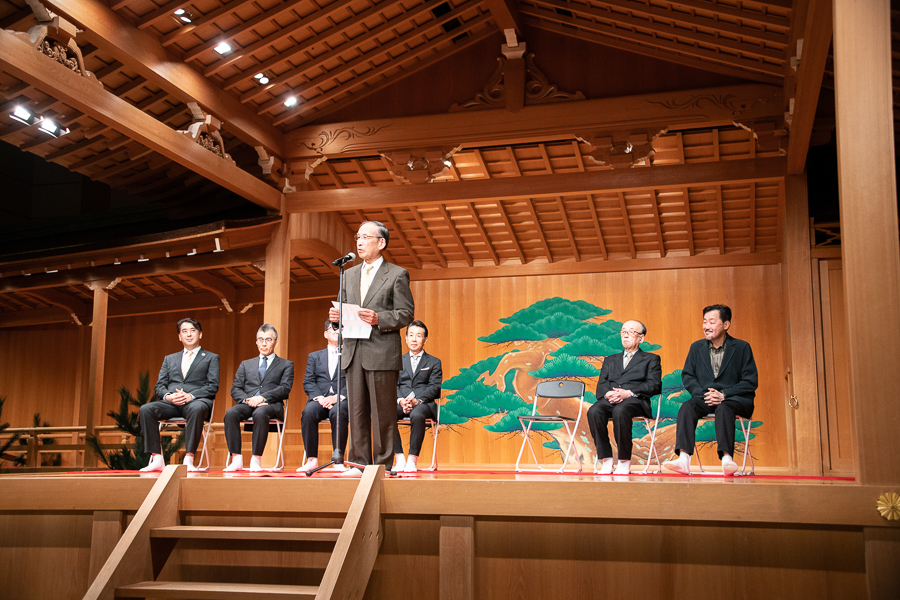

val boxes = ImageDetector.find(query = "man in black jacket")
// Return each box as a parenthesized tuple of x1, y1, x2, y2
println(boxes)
(223, 324, 294, 472)
(664, 304, 758, 476)
(394, 320, 443, 472)
(587, 320, 661, 475)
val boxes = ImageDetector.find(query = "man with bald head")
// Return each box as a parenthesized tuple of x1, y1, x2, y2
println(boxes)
(587, 320, 662, 475)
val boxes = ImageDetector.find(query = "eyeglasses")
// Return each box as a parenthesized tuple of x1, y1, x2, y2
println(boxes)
(620, 330, 644, 337)
(256, 337, 276, 344)
(354, 234, 383, 241)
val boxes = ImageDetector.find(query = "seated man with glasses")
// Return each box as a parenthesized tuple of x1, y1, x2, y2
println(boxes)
(587, 320, 662, 475)
(223, 324, 294, 472)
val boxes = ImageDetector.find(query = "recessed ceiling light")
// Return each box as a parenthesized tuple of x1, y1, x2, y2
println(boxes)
(259, 76, 269, 85)
(254, 73, 264, 79)
(283, 96, 298, 107)
(214, 42, 232, 54)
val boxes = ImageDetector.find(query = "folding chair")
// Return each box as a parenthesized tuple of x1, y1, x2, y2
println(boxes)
(158, 399, 214, 471)
(516, 380, 585, 472)
(224, 400, 288, 472)
(396, 397, 442, 471)
(695, 414, 756, 475)
(591, 395, 663, 474)
(634, 394, 663, 474)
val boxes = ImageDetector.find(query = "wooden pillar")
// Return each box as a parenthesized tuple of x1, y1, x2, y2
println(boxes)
(783, 175, 823, 475)
(84, 279, 117, 468)
(264, 214, 294, 359)
(262, 213, 294, 467)
(833, 0, 900, 486)
(833, 2, 900, 597)
(88, 510, 124, 580)
(440, 516, 474, 600)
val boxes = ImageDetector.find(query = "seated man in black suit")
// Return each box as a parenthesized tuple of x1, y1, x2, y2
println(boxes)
(297, 319, 349, 472)
(223, 324, 294, 472)
(394, 320, 443, 473)
(587, 320, 662, 475)
(664, 304, 758, 476)
(139, 317, 219, 472)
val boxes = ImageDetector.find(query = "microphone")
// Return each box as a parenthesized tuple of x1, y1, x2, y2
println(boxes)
(332, 252, 356, 266)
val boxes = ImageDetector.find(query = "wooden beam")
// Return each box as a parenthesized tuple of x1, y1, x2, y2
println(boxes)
(25, 289, 87, 325)
(0, 29, 282, 210)
(286, 157, 787, 212)
(786, 0, 833, 175)
(286, 84, 783, 158)
(0, 246, 267, 293)
(41, 0, 284, 156)
(185, 271, 236, 312)
(404, 251, 783, 281)
(484, 0, 523, 35)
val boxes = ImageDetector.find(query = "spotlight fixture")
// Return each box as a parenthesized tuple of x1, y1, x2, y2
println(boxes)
(254, 73, 270, 85)
(137, 255, 149, 262)
(174, 8, 194, 23)
(283, 96, 298, 108)
(38, 118, 69, 138)
(254, 73, 264, 79)
(187, 248, 197, 256)
(10, 105, 36, 125)
(214, 42, 232, 54)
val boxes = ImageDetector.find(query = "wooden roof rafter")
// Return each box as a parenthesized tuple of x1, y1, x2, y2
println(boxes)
(464, 202, 500, 265)
(436, 204, 474, 267)
(408, 206, 448, 268)
(273, 11, 496, 127)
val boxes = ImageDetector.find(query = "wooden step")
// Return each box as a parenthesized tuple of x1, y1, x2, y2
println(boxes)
(150, 525, 341, 542)
(115, 581, 318, 599)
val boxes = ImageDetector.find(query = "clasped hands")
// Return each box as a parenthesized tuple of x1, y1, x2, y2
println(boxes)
(398, 393, 418, 414)
(316, 395, 339, 409)
(704, 388, 725, 406)
(166, 389, 193, 405)
(245, 395, 269, 408)
(604, 388, 633, 404)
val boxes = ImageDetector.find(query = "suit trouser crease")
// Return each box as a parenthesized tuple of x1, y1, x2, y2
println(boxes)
(395, 401, 437, 456)
(139, 399, 211, 455)
(587, 397, 650, 460)
(223, 403, 284, 456)
(346, 360, 399, 468)
(674, 398, 753, 458)
(300, 399, 349, 458)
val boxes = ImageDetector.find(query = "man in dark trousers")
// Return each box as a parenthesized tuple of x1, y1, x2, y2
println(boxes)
(298, 319, 348, 472)
(139, 317, 218, 472)
(329, 220, 415, 476)
(664, 304, 758, 476)
(223, 324, 294, 472)
(587, 320, 662, 475)
(394, 320, 443, 473)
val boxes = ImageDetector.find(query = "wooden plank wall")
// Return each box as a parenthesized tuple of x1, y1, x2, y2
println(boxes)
(0, 263, 789, 470)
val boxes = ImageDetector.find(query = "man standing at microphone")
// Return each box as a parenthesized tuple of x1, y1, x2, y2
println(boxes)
(329, 221, 415, 475)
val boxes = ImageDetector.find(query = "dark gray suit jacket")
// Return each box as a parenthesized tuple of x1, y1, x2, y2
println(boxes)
(303, 348, 346, 399)
(155, 348, 219, 408)
(595, 349, 662, 408)
(339, 260, 415, 371)
(681, 333, 758, 412)
(230, 355, 294, 410)
(397, 352, 443, 404)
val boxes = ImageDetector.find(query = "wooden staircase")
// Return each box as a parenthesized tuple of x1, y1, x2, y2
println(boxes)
(83, 465, 384, 600)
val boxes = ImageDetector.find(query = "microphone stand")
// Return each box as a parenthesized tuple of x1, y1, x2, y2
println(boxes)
(305, 258, 365, 477)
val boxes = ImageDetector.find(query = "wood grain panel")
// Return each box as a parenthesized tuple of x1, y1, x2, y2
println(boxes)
(1, 265, 790, 471)
(0, 512, 94, 600)
(817, 260, 856, 475)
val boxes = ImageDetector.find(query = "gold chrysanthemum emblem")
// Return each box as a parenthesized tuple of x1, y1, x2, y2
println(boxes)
(876, 492, 900, 521)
